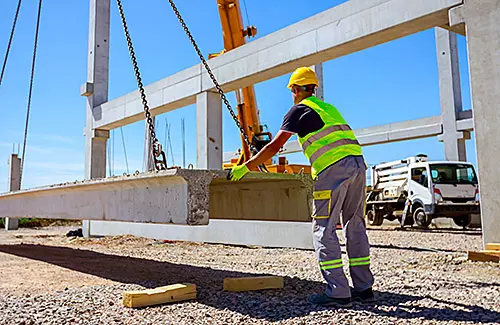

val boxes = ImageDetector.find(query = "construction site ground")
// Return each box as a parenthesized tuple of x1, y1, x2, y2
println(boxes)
(0, 225, 498, 325)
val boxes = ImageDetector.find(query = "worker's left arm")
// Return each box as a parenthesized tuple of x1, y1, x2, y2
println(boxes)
(245, 131, 293, 171)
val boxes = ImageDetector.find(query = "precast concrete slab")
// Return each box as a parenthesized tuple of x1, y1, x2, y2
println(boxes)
(0, 170, 313, 225)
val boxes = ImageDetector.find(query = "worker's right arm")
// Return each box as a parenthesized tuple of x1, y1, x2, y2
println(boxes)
(245, 131, 292, 171)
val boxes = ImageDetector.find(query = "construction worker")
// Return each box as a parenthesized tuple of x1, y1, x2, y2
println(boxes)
(228, 67, 375, 307)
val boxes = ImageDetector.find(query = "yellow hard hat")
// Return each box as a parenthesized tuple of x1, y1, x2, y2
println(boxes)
(287, 67, 319, 89)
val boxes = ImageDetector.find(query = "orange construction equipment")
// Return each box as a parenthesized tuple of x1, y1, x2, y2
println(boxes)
(212, 0, 310, 174)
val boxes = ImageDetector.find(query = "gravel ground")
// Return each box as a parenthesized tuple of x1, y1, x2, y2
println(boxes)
(0, 226, 498, 325)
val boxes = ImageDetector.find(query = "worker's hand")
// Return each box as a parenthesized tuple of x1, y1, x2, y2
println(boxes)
(228, 164, 250, 181)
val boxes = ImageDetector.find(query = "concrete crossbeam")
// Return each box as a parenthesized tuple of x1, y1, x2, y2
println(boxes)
(93, 0, 463, 130)
(463, 0, 500, 246)
(224, 116, 477, 161)
(0, 170, 313, 226)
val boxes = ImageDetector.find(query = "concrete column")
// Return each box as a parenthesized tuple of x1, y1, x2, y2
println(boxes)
(463, 0, 500, 246)
(143, 117, 155, 172)
(5, 154, 21, 231)
(435, 27, 468, 161)
(310, 63, 324, 101)
(82, 0, 110, 237)
(196, 91, 222, 169)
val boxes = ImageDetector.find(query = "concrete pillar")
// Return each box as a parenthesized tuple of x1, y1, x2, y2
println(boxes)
(5, 154, 21, 231)
(143, 117, 155, 172)
(310, 63, 324, 101)
(435, 28, 468, 161)
(462, 0, 500, 246)
(82, 0, 110, 237)
(196, 91, 222, 169)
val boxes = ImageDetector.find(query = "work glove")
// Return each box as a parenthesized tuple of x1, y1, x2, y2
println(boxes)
(227, 164, 250, 181)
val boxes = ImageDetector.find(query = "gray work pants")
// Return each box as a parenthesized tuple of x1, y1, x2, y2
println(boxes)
(312, 156, 374, 298)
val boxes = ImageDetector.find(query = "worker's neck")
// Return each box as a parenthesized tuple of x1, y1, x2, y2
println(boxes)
(294, 93, 314, 104)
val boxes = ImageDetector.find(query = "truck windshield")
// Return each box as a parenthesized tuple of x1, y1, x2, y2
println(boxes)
(430, 164, 478, 185)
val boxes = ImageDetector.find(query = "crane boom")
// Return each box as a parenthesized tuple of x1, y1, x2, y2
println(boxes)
(211, 0, 269, 163)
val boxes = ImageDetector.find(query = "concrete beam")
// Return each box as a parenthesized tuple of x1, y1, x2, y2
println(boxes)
(87, 217, 477, 250)
(435, 27, 467, 161)
(4, 154, 21, 231)
(93, 0, 463, 130)
(462, 0, 500, 246)
(0, 170, 313, 225)
(196, 91, 223, 169)
(224, 116, 459, 161)
(88, 220, 315, 250)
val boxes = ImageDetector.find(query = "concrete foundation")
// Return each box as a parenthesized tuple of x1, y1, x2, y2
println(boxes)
(462, 0, 500, 246)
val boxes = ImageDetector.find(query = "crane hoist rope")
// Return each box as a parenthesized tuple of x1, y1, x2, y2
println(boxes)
(20, 0, 43, 186)
(0, 0, 23, 87)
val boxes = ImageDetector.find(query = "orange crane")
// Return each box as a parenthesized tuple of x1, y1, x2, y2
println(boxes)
(212, 0, 311, 174)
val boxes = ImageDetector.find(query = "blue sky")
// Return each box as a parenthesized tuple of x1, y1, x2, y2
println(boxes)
(0, 0, 476, 191)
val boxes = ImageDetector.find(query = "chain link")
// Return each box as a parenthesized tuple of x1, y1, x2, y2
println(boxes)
(167, 0, 255, 153)
(116, 0, 167, 170)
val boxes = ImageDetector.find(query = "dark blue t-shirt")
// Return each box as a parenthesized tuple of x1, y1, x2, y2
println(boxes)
(280, 103, 324, 138)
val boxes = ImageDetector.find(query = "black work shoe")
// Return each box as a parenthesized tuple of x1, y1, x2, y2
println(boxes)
(350, 287, 376, 303)
(308, 293, 352, 307)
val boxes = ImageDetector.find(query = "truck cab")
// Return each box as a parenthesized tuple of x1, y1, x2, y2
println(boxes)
(408, 160, 480, 228)
(366, 155, 480, 228)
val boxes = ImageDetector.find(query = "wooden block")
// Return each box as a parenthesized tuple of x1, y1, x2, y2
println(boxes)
(467, 251, 500, 263)
(486, 243, 500, 251)
(223, 276, 284, 292)
(481, 250, 500, 257)
(123, 283, 196, 308)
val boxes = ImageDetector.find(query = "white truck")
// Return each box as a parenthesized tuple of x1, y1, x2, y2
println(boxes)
(365, 155, 480, 228)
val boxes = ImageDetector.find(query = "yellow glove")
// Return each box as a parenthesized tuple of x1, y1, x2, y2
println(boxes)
(228, 164, 250, 181)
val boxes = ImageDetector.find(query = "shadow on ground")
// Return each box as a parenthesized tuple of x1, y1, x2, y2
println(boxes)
(0, 244, 498, 323)
(368, 227, 482, 236)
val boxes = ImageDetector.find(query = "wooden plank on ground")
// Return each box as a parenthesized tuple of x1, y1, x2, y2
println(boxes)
(485, 243, 500, 251)
(467, 251, 500, 263)
(123, 283, 196, 308)
(223, 276, 284, 292)
(481, 250, 500, 257)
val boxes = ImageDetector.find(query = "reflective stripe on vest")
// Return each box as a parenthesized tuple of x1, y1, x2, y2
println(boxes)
(297, 96, 362, 178)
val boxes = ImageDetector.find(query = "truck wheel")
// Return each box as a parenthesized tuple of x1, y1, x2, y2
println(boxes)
(413, 207, 431, 228)
(453, 215, 471, 228)
(367, 209, 384, 226)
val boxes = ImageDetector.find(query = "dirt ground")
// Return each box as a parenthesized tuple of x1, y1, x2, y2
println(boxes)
(0, 225, 498, 325)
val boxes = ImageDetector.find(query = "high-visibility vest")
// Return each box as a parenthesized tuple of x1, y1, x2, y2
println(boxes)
(298, 96, 362, 179)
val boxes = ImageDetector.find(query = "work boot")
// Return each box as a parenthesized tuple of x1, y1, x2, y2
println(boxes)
(350, 287, 376, 303)
(308, 293, 352, 307)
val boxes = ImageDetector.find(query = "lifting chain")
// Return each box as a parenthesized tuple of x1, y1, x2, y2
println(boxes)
(116, 0, 167, 171)
(167, 0, 255, 154)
